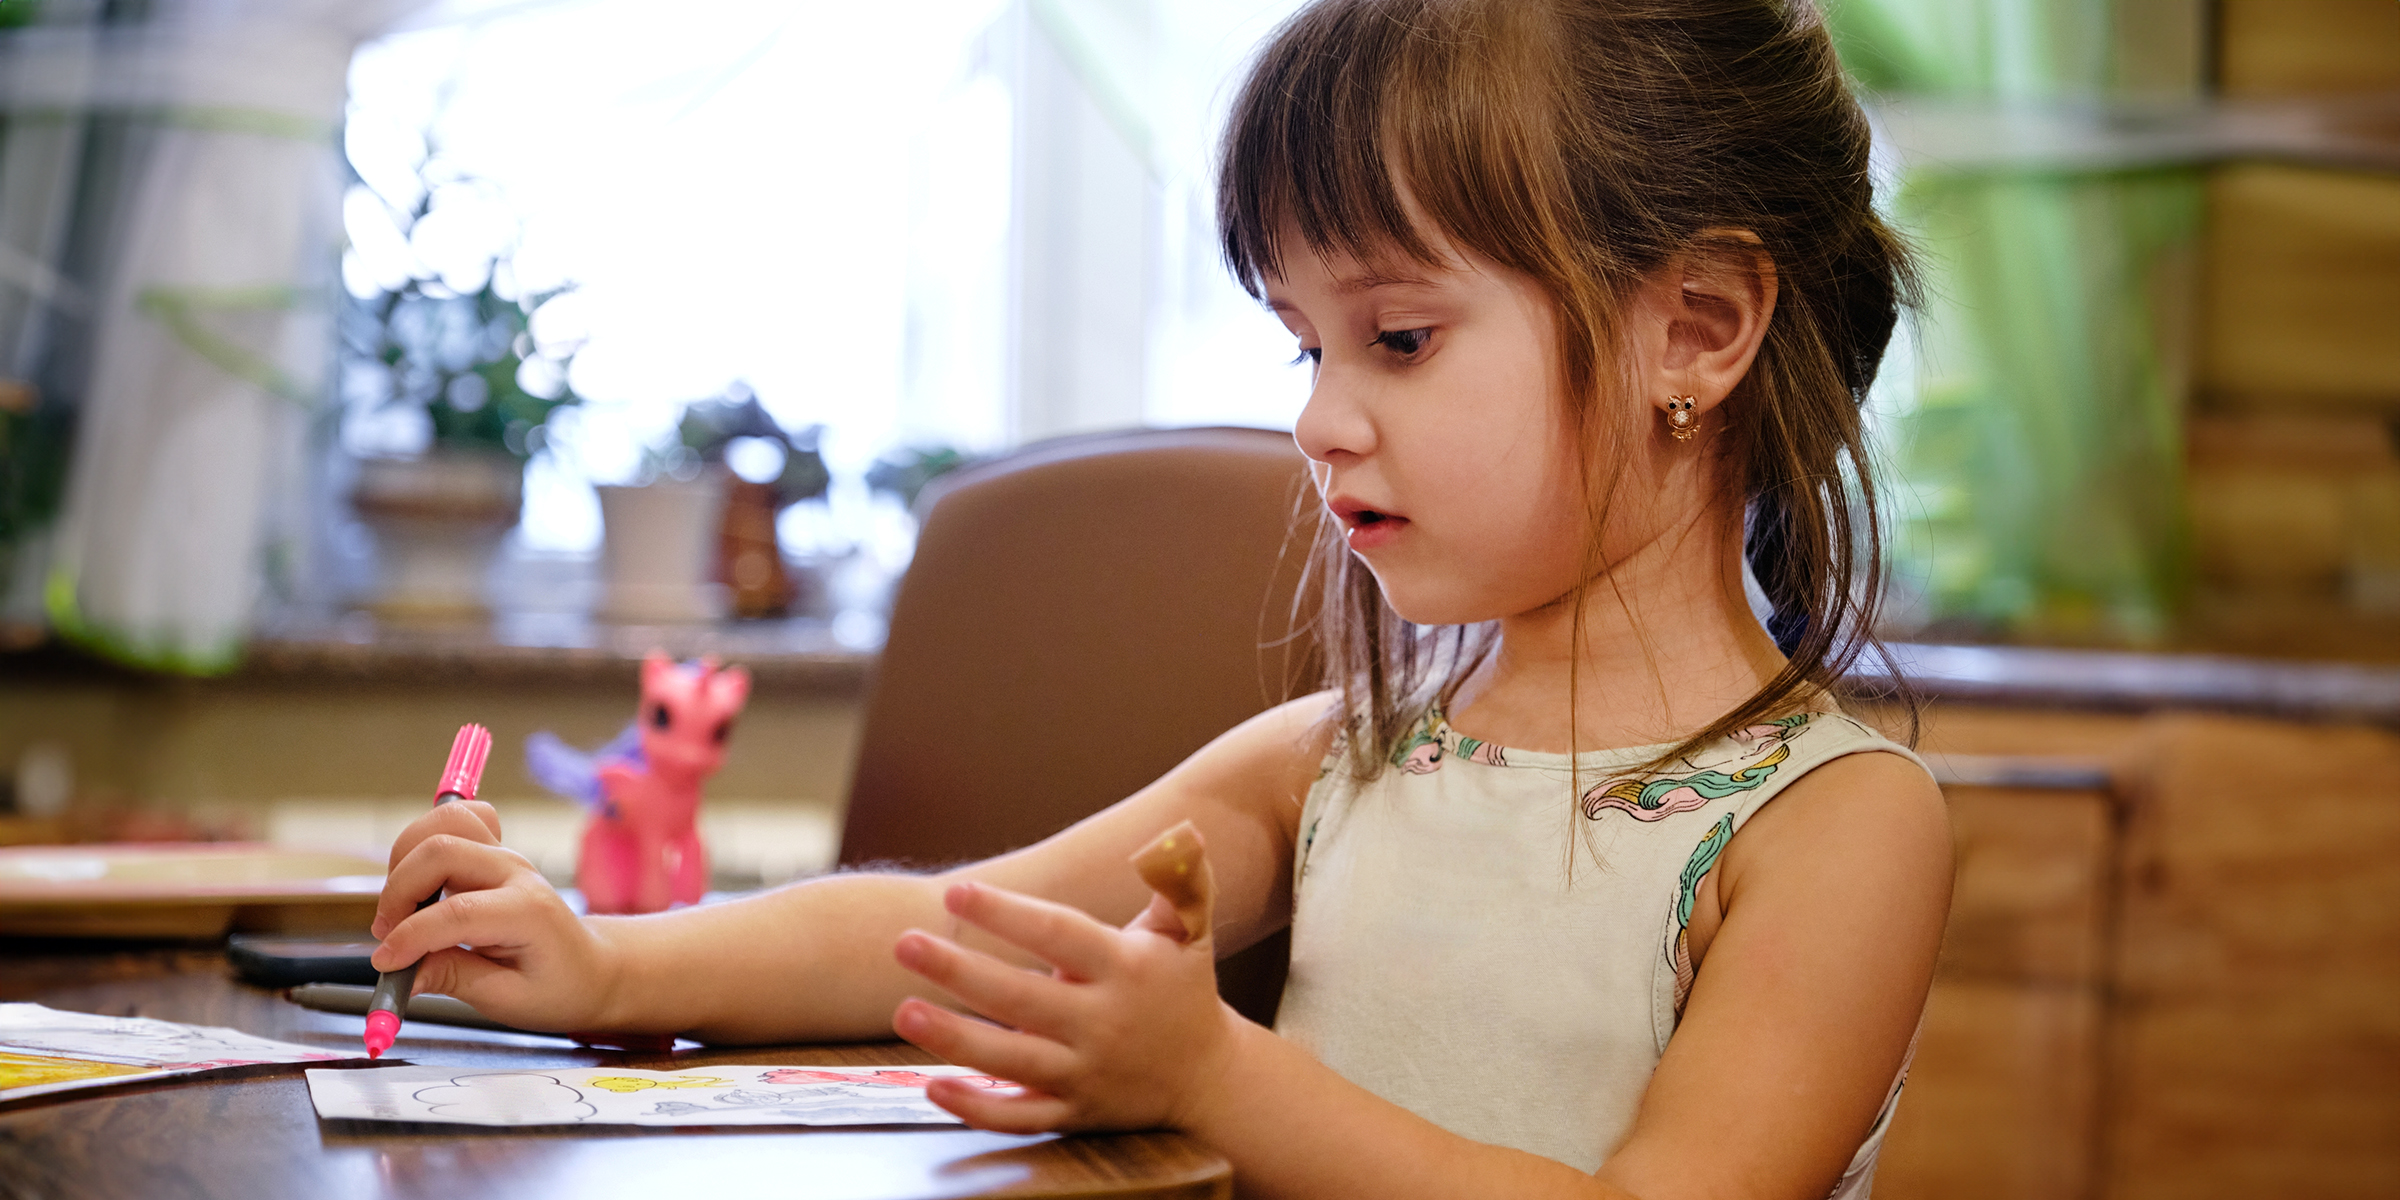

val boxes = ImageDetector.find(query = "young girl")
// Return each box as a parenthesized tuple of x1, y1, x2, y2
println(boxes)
(370, 1, 1952, 1196)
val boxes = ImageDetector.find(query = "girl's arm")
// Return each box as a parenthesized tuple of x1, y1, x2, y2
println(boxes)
(896, 749, 1951, 1200)
(1595, 750, 1953, 1197)
(366, 694, 1334, 1044)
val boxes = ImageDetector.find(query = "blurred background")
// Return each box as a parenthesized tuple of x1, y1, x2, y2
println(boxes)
(0, 2, 2393, 1196)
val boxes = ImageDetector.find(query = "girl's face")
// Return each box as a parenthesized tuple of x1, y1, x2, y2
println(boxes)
(1267, 233, 1600, 627)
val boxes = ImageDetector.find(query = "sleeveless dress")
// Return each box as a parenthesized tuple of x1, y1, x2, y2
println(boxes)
(1273, 707, 1928, 1195)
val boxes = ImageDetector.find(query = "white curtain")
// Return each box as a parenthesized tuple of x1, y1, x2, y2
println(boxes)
(2, 0, 423, 671)
(1018, 0, 1310, 436)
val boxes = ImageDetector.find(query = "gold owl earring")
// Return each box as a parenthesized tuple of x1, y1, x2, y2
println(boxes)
(1664, 396, 1699, 441)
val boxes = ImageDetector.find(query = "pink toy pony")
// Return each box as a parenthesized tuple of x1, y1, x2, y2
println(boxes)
(525, 652, 750, 914)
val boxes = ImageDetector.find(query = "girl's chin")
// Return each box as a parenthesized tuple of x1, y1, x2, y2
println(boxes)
(1361, 568, 1523, 629)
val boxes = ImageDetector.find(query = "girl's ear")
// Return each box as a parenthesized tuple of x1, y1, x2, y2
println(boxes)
(1639, 229, 1779, 421)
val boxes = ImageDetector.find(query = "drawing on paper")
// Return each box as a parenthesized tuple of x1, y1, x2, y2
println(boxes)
(0, 1003, 365, 1105)
(586, 1074, 728, 1093)
(639, 1088, 938, 1126)
(0, 1049, 153, 1091)
(306, 1064, 1018, 1128)
(757, 1067, 1010, 1090)
(414, 1072, 600, 1124)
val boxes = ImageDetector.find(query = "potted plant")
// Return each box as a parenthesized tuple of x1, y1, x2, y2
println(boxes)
(594, 388, 829, 623)
(341, 177, 583, 622)
(866, 442, 974, 513)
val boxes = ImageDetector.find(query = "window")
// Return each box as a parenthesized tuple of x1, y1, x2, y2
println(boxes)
(343, 0, 1312, 559)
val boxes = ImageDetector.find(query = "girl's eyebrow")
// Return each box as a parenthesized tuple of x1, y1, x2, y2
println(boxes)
(1333, 270, 1441, 295)
(1263, 269, 1446, 312)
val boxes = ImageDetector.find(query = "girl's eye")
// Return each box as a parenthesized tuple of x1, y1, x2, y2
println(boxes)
(1289, 345, 1322, 367)
(1370, 328, 1432, 356)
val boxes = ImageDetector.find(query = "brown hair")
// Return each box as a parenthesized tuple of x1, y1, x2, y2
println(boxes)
(1220, 0, 1918, 777)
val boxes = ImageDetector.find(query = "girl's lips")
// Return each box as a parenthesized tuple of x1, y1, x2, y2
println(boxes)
(1345, 515, 1407, 551)
(1331, 500, 1408, 551)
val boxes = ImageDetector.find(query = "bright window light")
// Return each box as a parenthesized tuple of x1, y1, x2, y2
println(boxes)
(345, 0, 1311, 558)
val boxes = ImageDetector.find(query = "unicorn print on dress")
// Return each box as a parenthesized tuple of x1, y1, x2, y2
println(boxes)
(1578, 713, 1811, 822)
(1664, 812, 1736, 1014)
(1391, 714, 1510, 775)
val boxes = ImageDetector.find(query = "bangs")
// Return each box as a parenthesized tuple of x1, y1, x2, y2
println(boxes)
(1222, 0, 1916, 780)
(1216, 0, 1579, 299)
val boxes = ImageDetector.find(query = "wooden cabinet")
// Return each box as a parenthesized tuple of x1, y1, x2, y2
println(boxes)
(1872, 705, 2400, 1200)
(2106, 716, 2400, 1200)
(1881, 782, 2112, 1200)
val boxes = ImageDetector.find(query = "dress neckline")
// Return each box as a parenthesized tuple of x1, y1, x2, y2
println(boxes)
(1404, 707, 1829, 773)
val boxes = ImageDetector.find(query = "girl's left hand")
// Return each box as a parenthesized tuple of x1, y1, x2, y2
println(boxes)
(890, 822, 1239, 1134)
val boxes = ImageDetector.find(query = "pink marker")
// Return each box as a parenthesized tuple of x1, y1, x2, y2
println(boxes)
(364, 723, 492, 1060)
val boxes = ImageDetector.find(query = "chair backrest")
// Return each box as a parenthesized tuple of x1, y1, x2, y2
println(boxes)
(840, 426, 1317, 1023)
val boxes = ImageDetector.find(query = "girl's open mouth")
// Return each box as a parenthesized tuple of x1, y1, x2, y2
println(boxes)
(1332, 501, 1408, 551)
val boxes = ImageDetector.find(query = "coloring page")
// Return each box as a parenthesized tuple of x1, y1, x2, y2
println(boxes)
(306, 1064, 1015, 1127)
(0, 1003, 365, 1104)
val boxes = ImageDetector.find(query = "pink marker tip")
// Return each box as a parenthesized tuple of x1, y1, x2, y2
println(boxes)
(364, 1010, 401, 1059)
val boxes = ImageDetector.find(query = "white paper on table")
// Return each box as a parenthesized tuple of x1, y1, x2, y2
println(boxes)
(305, 1064, 1015, 1127)
(0, 1002, 367, 1104)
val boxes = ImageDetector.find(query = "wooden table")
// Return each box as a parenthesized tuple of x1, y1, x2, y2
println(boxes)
(0, 942, 1231, 1200)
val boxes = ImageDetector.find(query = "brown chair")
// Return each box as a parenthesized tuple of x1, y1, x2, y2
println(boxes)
(839, 426, 1319, 1025)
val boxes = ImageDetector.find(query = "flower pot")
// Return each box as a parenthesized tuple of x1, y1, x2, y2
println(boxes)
(597, 473, 730, 623)
(718, 477, 802, 619)
(349, 450, 523, 622)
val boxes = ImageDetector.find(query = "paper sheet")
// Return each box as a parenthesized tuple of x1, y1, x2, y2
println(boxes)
(0, 1002, 366, 1104)
(305, 1064, 1012, 1127)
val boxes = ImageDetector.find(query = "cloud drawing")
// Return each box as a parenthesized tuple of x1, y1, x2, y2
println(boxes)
(412, 1072, 597, 1125)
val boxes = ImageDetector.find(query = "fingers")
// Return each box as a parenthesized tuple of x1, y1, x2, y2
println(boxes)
(372, 874, 551, 971)
(943, 882, 1119, 981)
(923, 1076, 1074, 1135)
(1130, 893, 1189, 944)
(1129, 821, 1215, 943)
(892, 997, 1074, 1091)
(407, 945, 512, 1004)
(895, 930, 1080, 1037)
(385, 801, 503, 873)
(407, 946, 571, 1032)
(372, 834, 536, 939)
(904, 858, 1231, 1137)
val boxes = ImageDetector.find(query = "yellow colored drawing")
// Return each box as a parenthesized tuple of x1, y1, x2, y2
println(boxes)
(0, 1050, 155, 1090)
(586, 1074, 728, 1093)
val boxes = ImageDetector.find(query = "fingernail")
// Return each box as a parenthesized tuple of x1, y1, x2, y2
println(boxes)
(894, 1002, 927, 1036)
(894, 932, 927, 968)
(945, 882, 975, 911)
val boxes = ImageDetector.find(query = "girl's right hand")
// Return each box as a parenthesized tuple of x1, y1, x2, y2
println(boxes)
(368, 801, 621, 1034)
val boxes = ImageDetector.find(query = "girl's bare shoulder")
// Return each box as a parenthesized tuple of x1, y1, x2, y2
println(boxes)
(958, 691, 1344, 934)
(1164, 691, 1345, 824)
(1723, 748, 1952, 904)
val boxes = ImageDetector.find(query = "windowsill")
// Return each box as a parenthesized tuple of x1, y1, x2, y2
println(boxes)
(238, 611, 883, 693)
(6, 627, 2398, 724)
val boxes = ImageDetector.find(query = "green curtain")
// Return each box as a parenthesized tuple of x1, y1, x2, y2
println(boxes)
(1827, 0, 2204, 643)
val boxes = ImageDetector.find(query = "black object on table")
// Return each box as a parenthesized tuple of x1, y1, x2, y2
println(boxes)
(225, 934, 382, 988)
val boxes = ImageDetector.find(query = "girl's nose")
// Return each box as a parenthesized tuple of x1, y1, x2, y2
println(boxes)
(1293, 364, 1375, 466)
